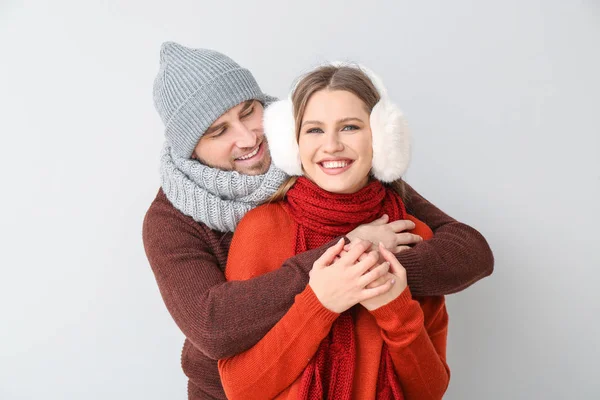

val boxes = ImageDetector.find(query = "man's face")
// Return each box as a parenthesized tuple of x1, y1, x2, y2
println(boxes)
(193, 100, 271, 175)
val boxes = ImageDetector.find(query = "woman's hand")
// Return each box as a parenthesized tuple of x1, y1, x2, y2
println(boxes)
(309, 238, 395, 313)
(346, 214, 423, 253)
(360, 243, 408, 311)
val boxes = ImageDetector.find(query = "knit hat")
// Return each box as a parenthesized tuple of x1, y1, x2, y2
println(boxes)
(153, 42, 274, 158)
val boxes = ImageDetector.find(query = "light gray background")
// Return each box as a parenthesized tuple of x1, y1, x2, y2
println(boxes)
(1, 0, 599, 399)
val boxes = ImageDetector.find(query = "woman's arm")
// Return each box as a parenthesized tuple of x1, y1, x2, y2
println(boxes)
(219, 263, 394, 400)
(371, 290, 450, 400)
(219, 208, 393, 400)
(362, 244, 449, 399)
(218, 286, 338, 400)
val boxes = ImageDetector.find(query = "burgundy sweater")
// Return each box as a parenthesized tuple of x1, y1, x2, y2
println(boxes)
(142, 183, 493, 399)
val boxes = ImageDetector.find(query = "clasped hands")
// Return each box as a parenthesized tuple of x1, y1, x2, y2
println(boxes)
(309, 214, 423, 313)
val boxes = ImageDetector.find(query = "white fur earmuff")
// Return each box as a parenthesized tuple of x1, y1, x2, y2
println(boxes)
(263, 62, 410, 182)
(263, 98, 303, 176)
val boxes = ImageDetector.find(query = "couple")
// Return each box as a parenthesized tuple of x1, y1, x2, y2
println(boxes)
(143, 42, 494, 400)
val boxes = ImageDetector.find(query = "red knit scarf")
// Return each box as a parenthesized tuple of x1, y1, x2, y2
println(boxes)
(286, 177, 406, 400)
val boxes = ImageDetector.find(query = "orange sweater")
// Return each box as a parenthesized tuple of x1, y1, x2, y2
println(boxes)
(218, 203, 450, 400)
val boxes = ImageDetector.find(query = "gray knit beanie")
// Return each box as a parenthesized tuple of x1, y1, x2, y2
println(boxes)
(153, 42, 272, 158)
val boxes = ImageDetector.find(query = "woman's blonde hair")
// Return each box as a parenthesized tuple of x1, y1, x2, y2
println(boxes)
(269, 65, 406, 202)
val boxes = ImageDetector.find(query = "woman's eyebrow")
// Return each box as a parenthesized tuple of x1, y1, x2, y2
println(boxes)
(302, 117, 364, 127)
(301, 120, 323, 127)
(337, 117, 364, 124)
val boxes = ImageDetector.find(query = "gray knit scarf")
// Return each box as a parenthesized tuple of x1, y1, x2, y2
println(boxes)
(160, 142, 288, 232)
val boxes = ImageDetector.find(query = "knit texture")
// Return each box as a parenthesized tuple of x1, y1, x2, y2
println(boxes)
(219, 197, 451, 399)
(142, 182, 494, 399)
(287, 178, 404, 399)
(159, 142, 288, 232)
(153, 42, 275, 158)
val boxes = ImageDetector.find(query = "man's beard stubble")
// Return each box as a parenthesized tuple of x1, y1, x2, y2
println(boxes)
(196, 140, 272, 176)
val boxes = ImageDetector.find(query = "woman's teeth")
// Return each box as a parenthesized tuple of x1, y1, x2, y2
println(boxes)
(321, 160, 349, 169)
(238, 145, 260, 160)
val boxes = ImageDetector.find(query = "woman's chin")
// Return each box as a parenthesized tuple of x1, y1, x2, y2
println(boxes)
(314, 178, 367, 195)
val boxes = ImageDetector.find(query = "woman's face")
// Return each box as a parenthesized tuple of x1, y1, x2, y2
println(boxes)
(298, 89, 373, 194)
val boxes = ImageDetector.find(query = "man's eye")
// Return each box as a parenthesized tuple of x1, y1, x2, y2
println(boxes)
(241, 107, 254, 119)
(212, 128, 227, 138)
(342, 125, 359, 131)
(306, 128, 323, 134)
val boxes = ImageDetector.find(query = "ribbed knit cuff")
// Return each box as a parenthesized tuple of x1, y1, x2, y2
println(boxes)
(369, 286, 424, 342)
(297, 285, 339, 325)
(370, 286, 414, 320)
(396, 249, 425, 296)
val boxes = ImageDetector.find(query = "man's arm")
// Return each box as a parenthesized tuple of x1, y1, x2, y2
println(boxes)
(396, 182, 494, 296)
(142, 191, 336, 360)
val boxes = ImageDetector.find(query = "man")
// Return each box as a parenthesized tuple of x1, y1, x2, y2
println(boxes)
(143, 42, 494, 399)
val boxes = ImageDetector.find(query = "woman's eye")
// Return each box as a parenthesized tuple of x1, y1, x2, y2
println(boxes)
(306, 128, 323, 134)
(342, 125, 359, 131)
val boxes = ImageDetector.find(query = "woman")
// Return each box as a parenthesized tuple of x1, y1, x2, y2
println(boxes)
(218, 63, 449, 400)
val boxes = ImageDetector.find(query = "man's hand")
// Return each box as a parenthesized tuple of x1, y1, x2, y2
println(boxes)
(346, 214, 423, 253)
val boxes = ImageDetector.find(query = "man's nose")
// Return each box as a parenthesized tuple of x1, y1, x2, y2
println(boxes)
(233, 123, 258, 148)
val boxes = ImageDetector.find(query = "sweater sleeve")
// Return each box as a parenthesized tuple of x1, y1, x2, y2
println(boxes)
(396, 182, 494, 296)
(218, 286, 338, 400)
(142, 191, 340, 360)
(218, 205, 340, 399)
(370, 290, 450, 400)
